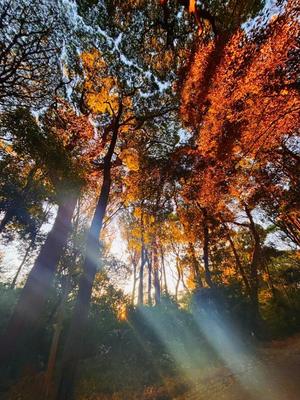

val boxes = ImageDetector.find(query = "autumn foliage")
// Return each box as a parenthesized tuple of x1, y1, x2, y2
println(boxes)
(0, 1, 300, 399)
(180, 0, 299, 221)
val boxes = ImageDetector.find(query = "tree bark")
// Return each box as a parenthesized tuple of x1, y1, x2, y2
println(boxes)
(10, 244, 32, 289)
(131, 260, 137, 305)
(137, 245, 145, 305)
(44, 274, 70, 399)
(244, 206, 262, 333)
(153, 242, 161, 305)
(224, 223, 251, 297)
(160, 246, 169, 295)
(56, 108, 121, 400)
(202, 208, 214, 287)
(146, 249, 152, 306)
(0, 191, 78, 367)
(175, 256, 181, 301)
(188, 242, 203, 288)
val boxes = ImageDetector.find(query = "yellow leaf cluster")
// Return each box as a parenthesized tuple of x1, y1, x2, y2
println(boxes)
(189, 0, 196, 13)
(120, 148, 139, 171)
(133, 207, 142, 219)
(81, 49, 119, 115)
(81, 49, 106, 70)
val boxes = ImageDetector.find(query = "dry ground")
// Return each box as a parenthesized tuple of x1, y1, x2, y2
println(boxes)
(4, 335, 300, 399)
(180, 335, 300, 400)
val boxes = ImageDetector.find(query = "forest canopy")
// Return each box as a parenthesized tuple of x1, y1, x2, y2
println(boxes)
(0, 1, 299, 400)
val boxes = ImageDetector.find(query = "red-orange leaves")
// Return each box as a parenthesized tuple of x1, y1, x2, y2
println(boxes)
(178, 0, 299, 226)
(181, 2, 299, 161)
(189, 0, 196, 13)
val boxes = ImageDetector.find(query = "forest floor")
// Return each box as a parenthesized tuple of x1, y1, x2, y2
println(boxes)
(5, 335, 300, 399)
(178, 334, 300, 400)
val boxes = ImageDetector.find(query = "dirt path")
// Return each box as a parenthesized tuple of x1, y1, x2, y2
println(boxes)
(180, 335, 300, 400)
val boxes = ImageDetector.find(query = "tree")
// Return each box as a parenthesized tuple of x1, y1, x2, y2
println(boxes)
(0, 0, 65, 108)
(179, 0, 299, 331)
(0, 105, 94, 367)
(57, 27, 180, 393)
(0, 152, 48, 239)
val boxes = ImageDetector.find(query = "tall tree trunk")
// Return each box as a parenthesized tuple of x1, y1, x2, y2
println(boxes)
(202, 209, 213, 287)
(44, 274, 70, 399)
(244, 206, 262, 334)
(264, 262, 278, 301)
(0, 191, 78, 367)
(153, 242, 161, 305)
(146, 250, 152, 306)
(188, 242, 203, 288)
(160, 246, 168, 295)
(137, 244, 145, 305)
(131, 260, 137, 305)
(175, 256, 181, 301)
(45, 197, 83, 397)
(56, 109, 121, 400)
(10, 243, 32, 289)
(181, 271, 189, 292)
(224, 223, 251, 297)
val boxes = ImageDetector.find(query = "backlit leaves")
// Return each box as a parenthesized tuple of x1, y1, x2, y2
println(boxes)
(81, 50, 119, 115)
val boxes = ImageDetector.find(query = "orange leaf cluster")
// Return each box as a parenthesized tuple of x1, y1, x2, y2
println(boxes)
(180, 0, 299, 210)
(181, 2, 299, 161)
